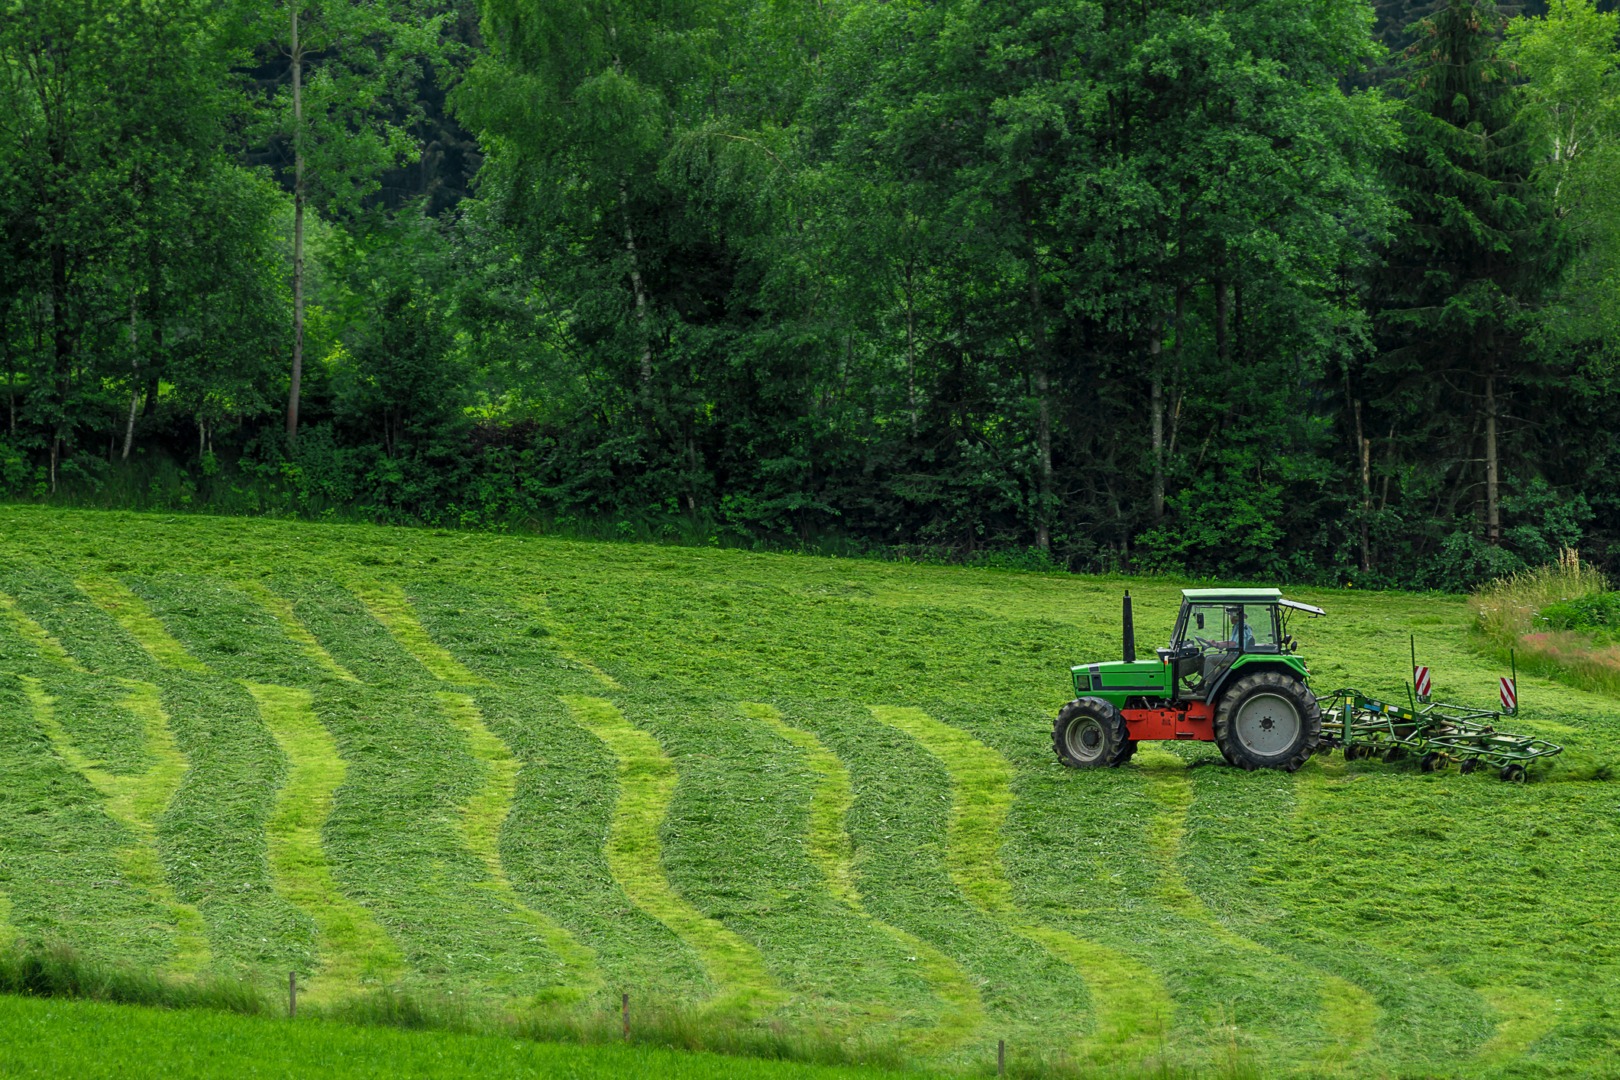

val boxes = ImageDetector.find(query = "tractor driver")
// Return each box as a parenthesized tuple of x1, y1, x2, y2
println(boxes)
(1217, 605, 1256, 651)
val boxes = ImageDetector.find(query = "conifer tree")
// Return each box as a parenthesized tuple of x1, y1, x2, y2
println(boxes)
(1371, 0, 1568, 546)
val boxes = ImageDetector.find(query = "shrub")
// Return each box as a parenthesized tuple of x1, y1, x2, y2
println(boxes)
(1541, 592, 1620, 646)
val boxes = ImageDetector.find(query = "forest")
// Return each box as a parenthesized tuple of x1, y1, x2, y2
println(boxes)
(1, 0, 1616, 589)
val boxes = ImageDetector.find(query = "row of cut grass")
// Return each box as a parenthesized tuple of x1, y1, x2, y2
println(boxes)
(961, 696, 1344, 1072)
(21, 568, 318, 976)
(1132, 745, 1377, 1074)
(0, 573, 304, 976)
(563, 694, 785, 1020)
(238, 579, 359, 682)
(74, 576, 208, 674)
(1177, 721, 1592, 1076)
(273, 589, 589, 1002)
(20, 675, 212, 977)
(743, 702, 985, 1054)
(403, 585, 713, 1005)
(435, 690, 602, 1002)
(635, 693, 942, 1042)
(0, 589, 86, 671)
(780, 699, 1102, 1070)
(1257, 743, 1620, 1073)
(134, 571, 637, 1004)
(246, 682, 405, 1001)
(355, 584, 484, 685)
(868, 705, 1172, 1066)
(129, 574, 334, 689)
(0, 669, 185, 973)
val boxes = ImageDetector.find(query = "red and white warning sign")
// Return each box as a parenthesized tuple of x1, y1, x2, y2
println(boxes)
(1414, 665, 1431, 699)
(1500, 677, 1517, 713)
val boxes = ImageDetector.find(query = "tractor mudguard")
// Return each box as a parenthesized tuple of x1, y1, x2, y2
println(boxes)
(1203, 655, 1309, 707)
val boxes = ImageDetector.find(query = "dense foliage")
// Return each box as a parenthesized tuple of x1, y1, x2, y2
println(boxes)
(1542, 592, 1620, 644)
(2, 0, 1617, 588)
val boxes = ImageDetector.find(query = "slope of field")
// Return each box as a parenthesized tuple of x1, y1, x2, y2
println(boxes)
(1, 505, 1617, 1076)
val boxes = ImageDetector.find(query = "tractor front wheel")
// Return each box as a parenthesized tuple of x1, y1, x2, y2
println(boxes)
(1214, 673, 1320, 772)
(1053, 698, 1134, 769)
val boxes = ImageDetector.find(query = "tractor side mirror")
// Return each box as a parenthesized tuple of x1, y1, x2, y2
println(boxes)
(1195, 613, 1205, 630)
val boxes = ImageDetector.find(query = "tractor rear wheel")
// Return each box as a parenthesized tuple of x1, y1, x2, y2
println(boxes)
(1214, 672, 1320, 772)
(1053, 698, 1134, 769)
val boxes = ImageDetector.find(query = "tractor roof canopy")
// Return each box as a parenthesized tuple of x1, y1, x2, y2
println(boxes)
(1179, 588, 1326, 616)
(1180, 588, 1282, 603)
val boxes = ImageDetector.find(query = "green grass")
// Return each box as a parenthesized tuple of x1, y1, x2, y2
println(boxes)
(1133, 744, 1375, 1072)
(74, 576, 209, 674)
(247, 683, 405, 1000)
(236, 579, 359, 682)
(744, 702, 985, 1054)
(0, 505, 1617, 1076)
(435, 691, 602, 1002)
(0, 994, 931, 1080)
(354, 584, 485, 685)
(869, 705, 1172, 1065)
(392, 584, 715, 1005)
(563, 695, 786, 1020)
(0, 672, 183, 973)
(19, 675, 211, 977)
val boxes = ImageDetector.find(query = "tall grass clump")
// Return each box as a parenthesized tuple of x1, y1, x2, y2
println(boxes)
(1472, 548, 1620, 698)
(0, 942, 267, 1014)
(1472, 549, 1610, 645)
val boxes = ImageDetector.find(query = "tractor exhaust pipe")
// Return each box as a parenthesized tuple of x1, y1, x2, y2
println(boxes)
(1122, 590, 1136, 663)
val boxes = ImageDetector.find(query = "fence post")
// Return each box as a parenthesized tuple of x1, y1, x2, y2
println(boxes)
(288, 971, 297, 1018)
(622, 992, 630, 1042)
(997, 1037, 1005, 1076)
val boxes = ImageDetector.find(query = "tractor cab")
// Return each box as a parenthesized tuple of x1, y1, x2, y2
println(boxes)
(1162, 588, 1323, 702)
(1057, 588, 1325, 772)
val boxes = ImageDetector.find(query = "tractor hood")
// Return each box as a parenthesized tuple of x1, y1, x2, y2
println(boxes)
(1070, 657, 1171, 696)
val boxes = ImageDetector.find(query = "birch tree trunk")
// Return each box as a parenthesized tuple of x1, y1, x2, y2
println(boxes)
(1353, 398, 1370, 573)
(1028, 258, 1052, 553)
(1484, 372, 1500, 545)
(122, 293, 139, 460)
(1166, 284, 1186, 461)
(620, 180, 653, 409)
(1149, 324, 1164, 521)
(286, 1, 305, 443)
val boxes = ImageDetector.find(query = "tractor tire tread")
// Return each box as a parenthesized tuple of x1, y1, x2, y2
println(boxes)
(1053, 697, 1133, 769)
(1213, 671, 1321, 772)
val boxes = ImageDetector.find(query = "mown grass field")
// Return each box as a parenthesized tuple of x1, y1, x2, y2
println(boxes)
(1, 505, 1617, 1077)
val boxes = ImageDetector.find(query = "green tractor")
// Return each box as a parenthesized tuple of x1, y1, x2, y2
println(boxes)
(1054, 588, 1325, 772)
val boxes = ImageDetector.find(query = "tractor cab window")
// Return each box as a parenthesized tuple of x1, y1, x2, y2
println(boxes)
(1235, 605, 1280, 652)
(1174, 603, 1280, 655)
(1175, 605, 1228, 655)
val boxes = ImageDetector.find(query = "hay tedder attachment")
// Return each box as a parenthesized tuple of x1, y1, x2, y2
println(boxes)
(1316, 687, 1561, 782)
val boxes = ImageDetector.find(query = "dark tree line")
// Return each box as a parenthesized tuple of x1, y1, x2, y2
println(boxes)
(2, 0, 1617, 588)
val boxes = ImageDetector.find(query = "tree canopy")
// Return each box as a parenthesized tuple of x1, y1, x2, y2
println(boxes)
(1, 0, 1616, 589)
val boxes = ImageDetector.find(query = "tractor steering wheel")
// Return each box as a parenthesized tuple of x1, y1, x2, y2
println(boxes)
(1193, 635, 1218, 650)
